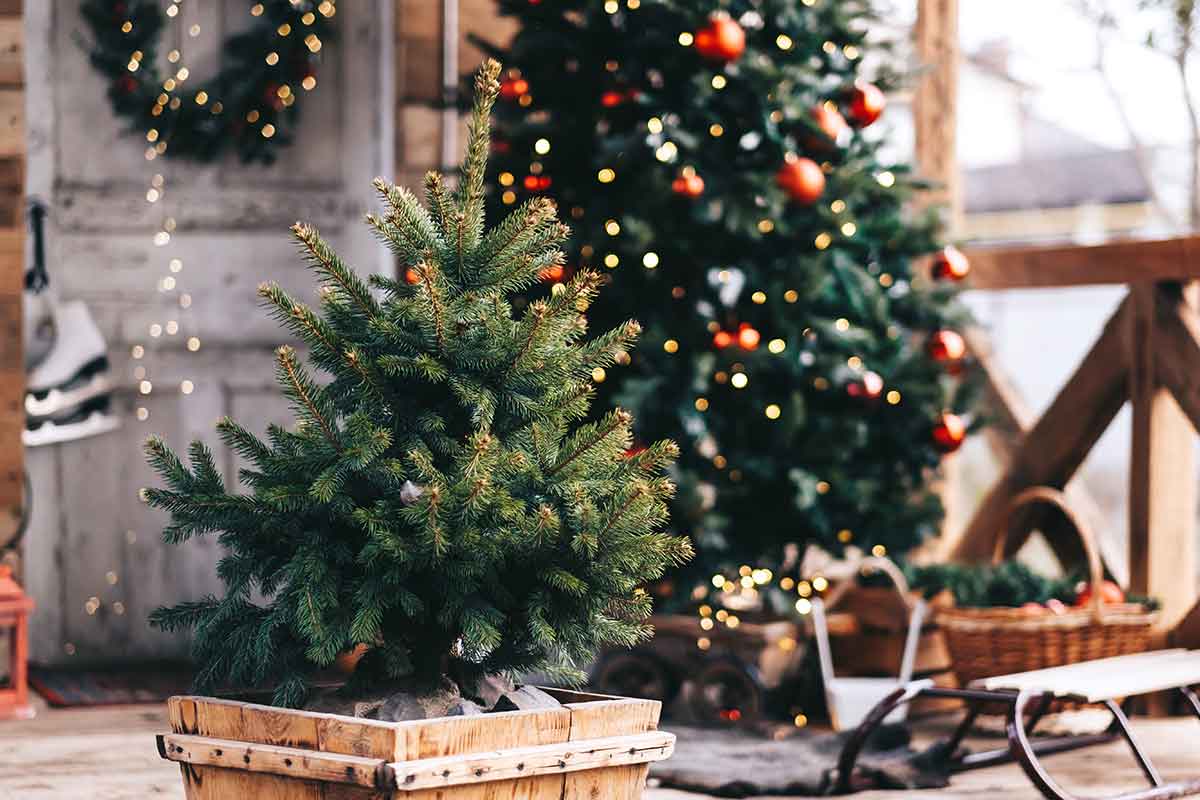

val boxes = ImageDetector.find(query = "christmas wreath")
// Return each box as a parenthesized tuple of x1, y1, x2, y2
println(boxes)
(80, 0, 336, 164)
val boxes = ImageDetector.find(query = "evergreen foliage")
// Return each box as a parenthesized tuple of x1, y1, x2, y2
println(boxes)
(480, 1, 976, 583)
(145, 60, 693, 708)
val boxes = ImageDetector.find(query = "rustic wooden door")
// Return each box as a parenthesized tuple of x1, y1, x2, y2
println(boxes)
(22, 0, 393, 665)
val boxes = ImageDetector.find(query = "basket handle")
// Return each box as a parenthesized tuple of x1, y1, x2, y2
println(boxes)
(992, 486, 1104, 622)
(821, 555, 916, 612)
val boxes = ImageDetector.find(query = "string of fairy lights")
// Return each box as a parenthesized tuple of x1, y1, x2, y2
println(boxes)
(65, 0, 335, 660)
(130, 1, 333, 425)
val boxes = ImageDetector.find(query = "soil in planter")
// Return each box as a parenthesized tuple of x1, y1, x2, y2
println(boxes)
(304, 671, 563, 722)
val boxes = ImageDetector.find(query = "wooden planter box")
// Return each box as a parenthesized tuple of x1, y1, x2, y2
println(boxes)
(157, 687, 673, 798)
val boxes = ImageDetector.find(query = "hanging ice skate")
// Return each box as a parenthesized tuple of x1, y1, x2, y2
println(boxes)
(24, 301, 119, 446)
(21, 201, 119, 447)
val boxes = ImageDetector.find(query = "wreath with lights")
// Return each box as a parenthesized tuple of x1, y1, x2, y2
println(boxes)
(80, 0, 336, 164)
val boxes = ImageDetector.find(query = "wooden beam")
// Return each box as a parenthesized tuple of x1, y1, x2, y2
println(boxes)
(1153, 283, 1200, 432)
(0, 227, 19, 517)
(1128, 283, 1197, 634)
(913, 0, 960, 227)
(949, 298, 1130, 562)
(963, 236, 1200, 290)
(947, 328, 1127, 583)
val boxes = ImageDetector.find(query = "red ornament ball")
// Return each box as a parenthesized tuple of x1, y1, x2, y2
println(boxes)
(926, 330, 966, 362)
(601, 90, 625, 108)
(932, 412, 966, 453)
(847, 371, 884, 400)
(672, 172, 705, 198)
(737, 323, 761, 351)
(693, 14, 746, 63)
(499, 77, 530, 101)
(931, 245, 970, 281)
(713, 330, 734, 349)
(539, 264, 564, 283)
(116, 74, 139, 95)
(811, 103, 848, 144)
(847, 82, 886, 127)
(776, 156, 826, 204)
(404, 267, 422, 285)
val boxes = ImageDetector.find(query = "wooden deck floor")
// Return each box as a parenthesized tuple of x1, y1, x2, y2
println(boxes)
(2, 696, 1199, 799)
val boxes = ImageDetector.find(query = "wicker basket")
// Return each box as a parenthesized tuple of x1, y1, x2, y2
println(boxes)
(939, 486, 1158, 689)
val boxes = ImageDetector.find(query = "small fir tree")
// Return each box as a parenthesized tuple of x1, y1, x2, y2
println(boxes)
(145, 60, 693, 709)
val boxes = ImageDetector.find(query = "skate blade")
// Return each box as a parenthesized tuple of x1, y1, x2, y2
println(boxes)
(23, 410, 121, 447)
(25, 370, 115, 419)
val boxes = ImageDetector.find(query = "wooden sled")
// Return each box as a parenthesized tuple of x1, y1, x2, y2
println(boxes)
(834, 649, 1200, 799)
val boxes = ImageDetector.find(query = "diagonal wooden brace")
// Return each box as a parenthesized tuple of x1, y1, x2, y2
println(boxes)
(950, 297, 1131, 563)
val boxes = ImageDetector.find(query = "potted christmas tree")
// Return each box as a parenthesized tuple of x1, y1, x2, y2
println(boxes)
(150, 60, 691, 799)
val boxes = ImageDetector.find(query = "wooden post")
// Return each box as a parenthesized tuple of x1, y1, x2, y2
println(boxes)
(1128, 283, 1197, 636)
(0, 0, 22, 543)
(913, 0, 961, 228)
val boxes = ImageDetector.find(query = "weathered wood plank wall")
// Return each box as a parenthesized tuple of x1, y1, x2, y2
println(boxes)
(0, 0, 23, 553)
(21, 0, 393, 665)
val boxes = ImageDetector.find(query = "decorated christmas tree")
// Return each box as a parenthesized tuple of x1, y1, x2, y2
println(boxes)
(480, 1, 975, 592)
(144, 60, 693, 711)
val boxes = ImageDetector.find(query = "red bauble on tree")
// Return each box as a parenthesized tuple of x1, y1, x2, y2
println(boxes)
(932, 411, 966, 453)
(846, 82, 886, 127)
(847, 371, 884, 400)
(737, 323, 761, 351)
(672, 170, 705, 198)
(926, 330, 966, 363)
(693, 14, 746, 63)
(810, 103, 848, 145)
(115, 74, 139, 95)
(539, 264, 565, 283)
(404, 267, 422, 285)
(776, 155, 825, 204)
(499, 76, 529, 100)
(931, 245, 970, 281)
(601, 90, 625, 108)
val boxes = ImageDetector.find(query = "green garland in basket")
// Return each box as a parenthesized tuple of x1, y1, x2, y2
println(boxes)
(80, 0, 336, 164)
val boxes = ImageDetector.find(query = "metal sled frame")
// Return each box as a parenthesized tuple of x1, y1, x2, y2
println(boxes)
(834, 657, 1200, 799)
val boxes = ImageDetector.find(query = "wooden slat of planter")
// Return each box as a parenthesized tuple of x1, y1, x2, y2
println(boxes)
(158, 733, 390, 789)
(169, 697, 397, 800)
(564, 696, 661, 799)
(387, 731, 674, 791)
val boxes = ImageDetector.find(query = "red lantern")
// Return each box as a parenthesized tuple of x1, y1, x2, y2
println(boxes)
(776, 156, 826, 204)
(693, 14, 746, 63)
(931, 245, 970, 281)
(847, 82, 886, 127)
(932, 411, 966, 453)
(737, 323, 760, 351)
(926, 330, 966, 362)
(713, 330, 734, 349)
(0, 565, 34, 719)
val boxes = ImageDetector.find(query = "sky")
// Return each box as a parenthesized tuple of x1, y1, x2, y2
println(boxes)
(956, 0, 1193, 152)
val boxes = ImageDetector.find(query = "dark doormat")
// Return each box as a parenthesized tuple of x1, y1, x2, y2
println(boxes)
(650, 723, 952, 797)
(29, 662, 194, 707)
